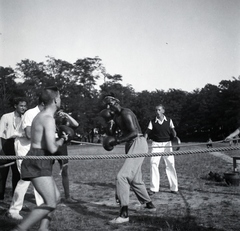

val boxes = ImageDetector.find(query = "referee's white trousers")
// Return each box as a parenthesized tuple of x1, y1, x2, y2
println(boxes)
(8, 179, 43, 215)
(150, 141, 178, 192)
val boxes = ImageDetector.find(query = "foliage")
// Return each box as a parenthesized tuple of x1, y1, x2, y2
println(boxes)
(0, 67, 21, 115)
(0, 57, 239, 142)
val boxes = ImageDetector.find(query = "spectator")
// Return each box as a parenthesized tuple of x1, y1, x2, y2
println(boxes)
(144, 104, 178, 195)
(6, 97, 45, 220)
(55, 110, 79, 203)
(0, 97, 27, 200)
(207, 138, 213, 148)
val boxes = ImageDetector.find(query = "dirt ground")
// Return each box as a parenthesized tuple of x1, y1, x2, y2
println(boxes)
(1, 143, 240, 231)
(66, 144, 240, 231)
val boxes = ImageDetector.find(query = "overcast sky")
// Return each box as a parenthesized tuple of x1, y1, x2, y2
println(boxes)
(1, 0, 240, 92)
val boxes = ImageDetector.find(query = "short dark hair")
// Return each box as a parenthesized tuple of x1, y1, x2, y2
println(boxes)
(13, 97, 28, 106)
(39, 86, 59, 106)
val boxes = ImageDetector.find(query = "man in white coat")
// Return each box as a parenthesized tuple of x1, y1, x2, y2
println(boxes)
(6, 98, 45, 220)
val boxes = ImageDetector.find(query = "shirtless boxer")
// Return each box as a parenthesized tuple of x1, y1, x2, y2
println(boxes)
(102, 95, 156, 224)
(12, 86, 69, 231)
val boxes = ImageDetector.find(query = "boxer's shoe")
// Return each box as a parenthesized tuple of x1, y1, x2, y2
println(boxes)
(170, 190, 178, 194)
(5, 212, 23, 220)
(145, 201, 156, 211)
(109, 216, 129, 224)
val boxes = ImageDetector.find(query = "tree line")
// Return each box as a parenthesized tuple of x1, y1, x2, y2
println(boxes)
(0, 56, 239, 142)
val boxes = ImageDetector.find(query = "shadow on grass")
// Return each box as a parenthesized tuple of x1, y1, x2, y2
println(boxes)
(81, 181, 116, 189)
(67, 200, 115, 219)
(177, 183, 240, 196)
(193, 184, 240, 196)
(130, 214, 225, 231)
(0, 210, 19, 231)
(66, 200, 225, 231)
(0, 189, 18, 231)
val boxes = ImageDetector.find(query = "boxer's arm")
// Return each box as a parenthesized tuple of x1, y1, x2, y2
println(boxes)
(225, 128, 240, 141)
(144, 128, 151, 139)
(58, 111, 79, 127)
(44, 117, 64, 153)
(105, 120, 117, 136)
(115, 112, 138, 144)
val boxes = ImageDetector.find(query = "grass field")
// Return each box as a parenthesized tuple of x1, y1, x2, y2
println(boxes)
(0, 142, 240, 231)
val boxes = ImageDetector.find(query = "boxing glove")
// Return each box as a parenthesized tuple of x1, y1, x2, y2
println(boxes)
(100, 109, 114, 122)
(103, 136, 118, 151)
(58, 125, 75, 142)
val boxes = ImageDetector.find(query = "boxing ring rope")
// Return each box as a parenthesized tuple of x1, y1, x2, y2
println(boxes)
(0, 140, 239, 162)
(71, 138, 239, 149)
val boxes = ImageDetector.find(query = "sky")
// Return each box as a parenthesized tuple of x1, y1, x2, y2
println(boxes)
(0, 0, 240, 92)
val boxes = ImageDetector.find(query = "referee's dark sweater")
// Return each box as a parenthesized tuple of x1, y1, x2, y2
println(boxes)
(149, 117, 172, 142)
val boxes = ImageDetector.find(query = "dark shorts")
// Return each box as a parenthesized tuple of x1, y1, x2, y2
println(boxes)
(53, 144, 68, 166)
(21, 148, 53, 181)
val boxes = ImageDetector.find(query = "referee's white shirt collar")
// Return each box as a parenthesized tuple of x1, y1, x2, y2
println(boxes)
(155, 116, 167, 124)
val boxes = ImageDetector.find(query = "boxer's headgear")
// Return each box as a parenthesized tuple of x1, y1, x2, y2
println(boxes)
(103, 96, 120, 107)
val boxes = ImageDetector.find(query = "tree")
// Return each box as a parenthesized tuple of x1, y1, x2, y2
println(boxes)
(73, 57, 103, 96)
(2, 56, 239, 143)
(0, 66, 19, 115)
(162, 89, 188, 126)
(133, 90, 158, 131)
(177, 89, 201, 141)
(15, 59, 51, 107)
(218, 77, 240, 135)
(14, 57, 107, 137)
